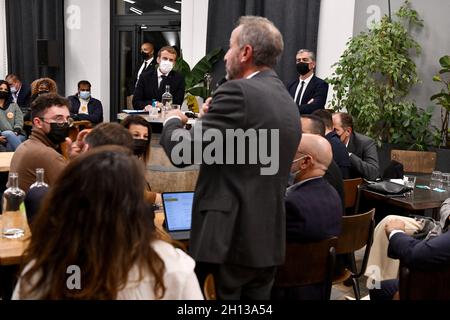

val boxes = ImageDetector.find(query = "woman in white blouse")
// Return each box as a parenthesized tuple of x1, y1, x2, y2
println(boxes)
(13, 145, 203, 300)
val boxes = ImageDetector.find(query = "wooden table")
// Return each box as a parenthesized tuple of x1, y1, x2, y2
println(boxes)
(0, 210, 168, 267)
(117, 112, 196, 125)
(360, 176, 450, 220)
(0, 152, 14, 172)
(0, 215, 30, 266)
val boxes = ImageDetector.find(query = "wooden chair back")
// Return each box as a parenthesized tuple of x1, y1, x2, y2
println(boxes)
(399, 264, 450, 300)
(203, 273, 217, 300)
(343, 178, 363, 214)
(273, 237, 337, 300)
(333, 208, 375, 299)
(391, 149, 437, 174)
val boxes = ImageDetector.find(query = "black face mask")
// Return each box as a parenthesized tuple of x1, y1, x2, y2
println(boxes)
(141, 51, 151, 60)
(133, 139, 148, 157)
(0, 91, 9, 100)
(38, 90, 50, 96)
(296, 62, 310, 76)
(47, 123, 70, 145)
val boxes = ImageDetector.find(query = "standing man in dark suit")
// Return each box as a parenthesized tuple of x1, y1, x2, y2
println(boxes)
(6, 74, 31, 114)
(159, 16, 301, 300)
(126, 42, 157, 108)
(132, 46, 185, 109)
(332, 112, 380, 181)
(67, 80, 103, 125)
(287, 49, 329, 115)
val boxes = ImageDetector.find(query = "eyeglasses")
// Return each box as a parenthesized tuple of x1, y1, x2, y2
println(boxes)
(39, 117, 74, 127)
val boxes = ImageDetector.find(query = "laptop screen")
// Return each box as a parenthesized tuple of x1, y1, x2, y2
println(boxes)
(162, 192, 194, 232)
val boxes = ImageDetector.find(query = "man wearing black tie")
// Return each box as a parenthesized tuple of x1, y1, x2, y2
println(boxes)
(132, 46, 185, 110)
(126, 42, 157, 107)
(287, 49, 329, 115)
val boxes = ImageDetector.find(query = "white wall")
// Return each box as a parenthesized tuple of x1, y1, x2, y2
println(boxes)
(0, 0, 8, 77)
(316, 0, 355, 107)
(64, 0, 110, 121)
(181, 0, 208, 68)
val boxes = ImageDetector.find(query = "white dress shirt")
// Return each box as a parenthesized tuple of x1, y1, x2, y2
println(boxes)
(294, 73, 314, 104)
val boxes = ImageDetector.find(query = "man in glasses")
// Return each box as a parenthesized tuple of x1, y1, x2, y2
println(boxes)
(10, 93, 73, 191)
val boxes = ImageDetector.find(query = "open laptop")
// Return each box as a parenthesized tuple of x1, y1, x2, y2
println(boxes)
(162, 192, 194, 240)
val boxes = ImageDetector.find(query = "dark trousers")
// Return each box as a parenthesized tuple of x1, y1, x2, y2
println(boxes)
(196, 262, 277, 300)
(369, 279, 398, 300)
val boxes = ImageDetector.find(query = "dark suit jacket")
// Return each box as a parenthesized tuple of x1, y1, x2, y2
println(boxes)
(347, 132, 380, 181)
(285, 177, 342, 242)
(287, 75, 329, 114)
(160, 69, 301, 267)
(389, 230, 450, 269)
(132, 69, 185, 109)
(16, 83, 31, 113)
(324, 160, 345, 211)
(326, 131, 350, 179)
(127, 58, 157, 96)
(68, 95, 104, 124)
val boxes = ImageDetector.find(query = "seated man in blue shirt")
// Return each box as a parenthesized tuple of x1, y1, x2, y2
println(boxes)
(68, 80, 103, 125)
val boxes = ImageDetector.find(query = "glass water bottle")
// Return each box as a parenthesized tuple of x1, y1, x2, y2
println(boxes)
(30, 168, 49, 189)
(161, 85, 173, 116)
(2, 173, 26, 239)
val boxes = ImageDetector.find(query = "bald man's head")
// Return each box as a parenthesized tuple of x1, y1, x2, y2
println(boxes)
(292, 133, 332, 181)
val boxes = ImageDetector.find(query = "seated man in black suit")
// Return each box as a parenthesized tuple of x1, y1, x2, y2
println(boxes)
(67, 80, 104, 125)
(286, 133, 342, 242)
(287, 49, 329, 115)
(6, 73, 31, 114)
(332, 112, 380, 181)
(369, 198, 450, 300)
(313, 109, 350, 179)
(274, 133, 342, 300)
(132, 46, 185, 109)
(300, 115, 345, 211)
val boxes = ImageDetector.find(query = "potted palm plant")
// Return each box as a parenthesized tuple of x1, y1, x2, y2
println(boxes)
(175, 48, 223, 112)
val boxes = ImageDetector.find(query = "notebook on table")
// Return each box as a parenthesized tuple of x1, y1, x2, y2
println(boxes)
(162, 192, 194, 240)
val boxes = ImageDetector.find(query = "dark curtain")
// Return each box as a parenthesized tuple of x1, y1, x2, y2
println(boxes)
(5, 0, 65, 95)
(206, 0, 321, 87)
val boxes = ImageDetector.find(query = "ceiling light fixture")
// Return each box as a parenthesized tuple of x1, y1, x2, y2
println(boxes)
(129, 7, 143, 15)
(123, 0, 135, 4)
(163, 6, 179, 13)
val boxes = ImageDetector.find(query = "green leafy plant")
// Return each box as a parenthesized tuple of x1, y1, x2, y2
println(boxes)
(174, 48, 223, 111)
(327, 1, 437, 150)
(431, 55, 450, 147)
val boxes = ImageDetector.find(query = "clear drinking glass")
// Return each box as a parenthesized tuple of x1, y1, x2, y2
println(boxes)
(431, 171, 443, 189)
(442, 173, 450, 188)
(403, 175, 416, 197)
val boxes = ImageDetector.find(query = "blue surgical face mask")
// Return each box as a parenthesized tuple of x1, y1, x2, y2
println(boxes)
(79, 90, 91, 100)
(10, 86, 17, 94)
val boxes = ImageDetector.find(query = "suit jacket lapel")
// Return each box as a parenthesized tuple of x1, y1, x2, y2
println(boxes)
(300, 76, 316, 105)
(347, 133, 356, 154)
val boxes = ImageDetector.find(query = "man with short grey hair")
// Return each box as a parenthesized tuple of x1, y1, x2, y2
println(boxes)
(160, 16, 301, 300)
(287, 49, 329, 114)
